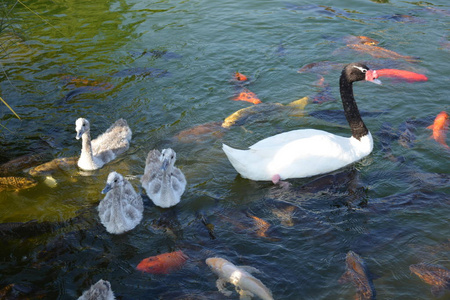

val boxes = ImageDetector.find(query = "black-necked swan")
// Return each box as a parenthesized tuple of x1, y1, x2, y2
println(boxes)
(77, 279, 115, 300)
(141, 148, 186, 208)
(222, 63, 383, 183)
(75, 118, 132, 171)
(98, 171, 143, 234)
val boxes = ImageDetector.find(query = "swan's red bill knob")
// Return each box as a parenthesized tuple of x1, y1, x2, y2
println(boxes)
(365, 70, 382, 85)
(376, 69, 428, 82)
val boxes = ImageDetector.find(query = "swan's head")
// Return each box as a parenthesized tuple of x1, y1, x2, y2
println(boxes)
(160, 148, 177, 171)
(75, 118, 90, 140)
(345, 63, 381, 85)
(102, 171, 124, 194)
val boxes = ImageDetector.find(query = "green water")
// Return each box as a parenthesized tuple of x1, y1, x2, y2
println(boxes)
(0, 0, 449, 299)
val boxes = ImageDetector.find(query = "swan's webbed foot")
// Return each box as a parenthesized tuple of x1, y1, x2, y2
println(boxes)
(271, 174, 291, 188)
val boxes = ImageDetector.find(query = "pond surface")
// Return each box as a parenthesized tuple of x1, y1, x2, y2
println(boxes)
(0, 0, 449, 299)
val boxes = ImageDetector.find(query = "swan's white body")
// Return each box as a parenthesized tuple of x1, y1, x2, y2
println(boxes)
(75, 118, 132, 171)
(206, 257, 273, 300)
(222, 63, 381, 182)
(223, 130, 373, 181)
(141, 148, 186, 208)
(98, 172, 143, 234)
(78, 279, 115, 300)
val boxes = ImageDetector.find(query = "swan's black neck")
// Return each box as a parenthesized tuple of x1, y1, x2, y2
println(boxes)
(339, 71, 369, 140)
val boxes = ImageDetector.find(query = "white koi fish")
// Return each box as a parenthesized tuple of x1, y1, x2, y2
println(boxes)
(206, 257, 273, 300)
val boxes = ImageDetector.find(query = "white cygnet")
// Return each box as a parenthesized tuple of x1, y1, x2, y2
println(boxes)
(75, 118, 132, 171)
(98, 172, 143, 234)
(141, 148, 186, 208)
(77, 279, 115, 300)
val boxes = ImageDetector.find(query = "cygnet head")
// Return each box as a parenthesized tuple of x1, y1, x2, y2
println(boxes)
(76, 118, 90, 140)
(160, 148, 177, 171)
(102, 171, 124, 194)
(79, 279, 115, 300)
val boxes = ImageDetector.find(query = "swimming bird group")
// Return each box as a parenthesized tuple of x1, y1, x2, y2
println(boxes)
(15, 61, 434, 299)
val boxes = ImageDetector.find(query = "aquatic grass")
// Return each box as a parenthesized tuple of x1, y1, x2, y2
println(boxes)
(15, 0, 66, 38)
(0, 96, 20, 119)
(0, 0, 66, 125)
(0, 2, 20, 122)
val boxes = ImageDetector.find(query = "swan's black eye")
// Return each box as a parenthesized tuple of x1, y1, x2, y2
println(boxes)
(114, 179, 118, 182)
(171, 155, 174, 159)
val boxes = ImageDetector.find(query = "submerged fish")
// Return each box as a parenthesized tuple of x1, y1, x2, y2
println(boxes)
(201, 215, 216, 240)
(59, 76, 114, 103)
(222, 97, 309, 129)
(271, 205, 298, 227)
(222, 103, 283, 128)
(0, 153, 48, 176)
(28, 156, 78, 176)
(346, 43, 420, 62)
(0, 220, 63, 239)
(297, 61, 345, 74)
(375, 13, 425, 23)
(61, 86, 113, 103)
(110, 67, 169, 78)
(410, 263, 450, 297)
(0, 176, 37, 192)
(218, 211, 278, 241)
(344, 35, 380, 46)
(246, 213, 271, 238)
(206, 257, 273, 300)
(232, 88, 262, 104)
(129, 49, 182, 59)
(426, 111, 449, 149)
(136, 250, 188, 274)
(62, 76, 114, 89)
(312, 76, 336, 103)
(285, 3, 351, 18)
(234, 72, 248, 82)
(339, 251, 376, 300)
(175, 122, 225, 143)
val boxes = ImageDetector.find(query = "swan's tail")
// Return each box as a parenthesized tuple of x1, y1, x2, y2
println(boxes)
(222, 144, 252, 177)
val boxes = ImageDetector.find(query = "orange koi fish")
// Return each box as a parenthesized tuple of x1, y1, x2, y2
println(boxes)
(62, 75, 114, 89)
(233, 88, 262, 104)
(427, 111, 449, 149)
(339, 251, 376, 300)
(376, 69, 428, 82)
(344, 36, 379, 46)
(410, 263, 450, 297)
(247, 213, 270, 238)
(136, 250, 188, 274)
(356, 36, 379, 45)
(234, 72, 248, 81)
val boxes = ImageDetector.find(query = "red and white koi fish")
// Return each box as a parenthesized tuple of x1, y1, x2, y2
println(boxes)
(206, 257, 273, 300)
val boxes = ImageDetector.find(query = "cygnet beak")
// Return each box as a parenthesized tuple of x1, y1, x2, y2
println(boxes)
(161, 159, 170, 171)
(76, 130, 82, 140)
(102, 184, 112, 194)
